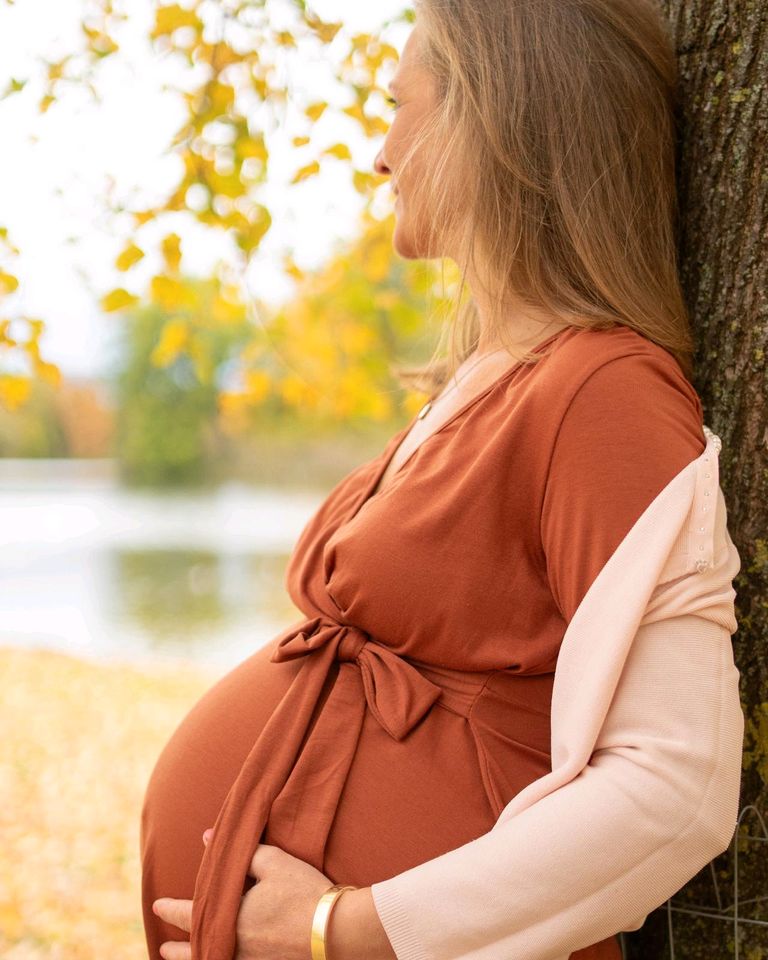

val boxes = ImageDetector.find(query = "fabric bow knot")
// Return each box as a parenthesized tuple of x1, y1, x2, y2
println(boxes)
(270, 614, 443, 740)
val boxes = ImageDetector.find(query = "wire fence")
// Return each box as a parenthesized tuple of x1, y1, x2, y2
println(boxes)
(618, 804, 768, 958)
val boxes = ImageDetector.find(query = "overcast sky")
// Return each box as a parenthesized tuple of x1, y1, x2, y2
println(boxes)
(0, 0, 408, 377)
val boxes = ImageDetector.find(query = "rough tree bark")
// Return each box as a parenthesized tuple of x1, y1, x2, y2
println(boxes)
(624, 2, 767, 958)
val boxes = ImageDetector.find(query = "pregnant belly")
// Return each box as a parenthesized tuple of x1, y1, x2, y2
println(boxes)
(141, 637, 621, 960)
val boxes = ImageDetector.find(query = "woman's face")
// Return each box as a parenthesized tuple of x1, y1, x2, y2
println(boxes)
(374, 24, 449, 260)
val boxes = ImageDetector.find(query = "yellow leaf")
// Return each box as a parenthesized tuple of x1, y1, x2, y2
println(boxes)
(352, 170, 378, 194)
(84, 27, 119, 57)
(208, 80, 235, 115)
(150, 318, 188, 367)
(323, 143, 352, 161)
(275, 31, 296, 47)
(208, 166, 243, 198)
(312, 21, 343, 44)
(242, 369, 271, 402)
(236, 134, 268, 163)
(0, 374, 31, 411)
(292, 136, 310, 147)
(365, 116, 390, 136)
(26, 317, 45, 338)
(151, 4, 202, 40)
(342, 102, 365, 124)
(101, 288, 140, 312)
(305, 102, 327, 122)
(0, 270, 19, 295)
(379, 43, 401, 61)
(199, 41, 241, 71)
(211, 292, 245, 325)
(150, 275, 196, 311)
(283, 256, 304, 281)
(132, 208, 158, 226)
(0, 77, 26, 100)
(161, 233, 182, 274)
(34, 359, 62, 387)
(115, 243, 144, 271)
(235, 205, 272, 254)
(290, 160, 320, 184)
(303, 12, 344, 44)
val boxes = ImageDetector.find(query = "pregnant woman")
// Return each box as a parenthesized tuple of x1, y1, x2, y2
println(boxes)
(141, 2, 744, 959)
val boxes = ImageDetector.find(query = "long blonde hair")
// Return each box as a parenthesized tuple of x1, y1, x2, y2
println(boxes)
(391, 0, 695, 395)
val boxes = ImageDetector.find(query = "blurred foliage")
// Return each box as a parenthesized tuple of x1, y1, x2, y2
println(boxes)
(0, 378, 114, 459)
(0, 206, 459, 483)
(52, 381, 115, 457)
(0, 227, 62, 412)
(0, 377, 68, 457)
(0, 0, 423, 421)
(218, 207, 454, 435)
(110, 211, 455, 487)
(114, 274, 255, 487)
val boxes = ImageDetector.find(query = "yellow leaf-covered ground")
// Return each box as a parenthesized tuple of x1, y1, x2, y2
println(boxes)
(0, 646, 213, 959)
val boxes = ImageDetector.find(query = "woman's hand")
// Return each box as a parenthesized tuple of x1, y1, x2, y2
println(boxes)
(152, 829, 333, 960)
(154, 829, 397, 960)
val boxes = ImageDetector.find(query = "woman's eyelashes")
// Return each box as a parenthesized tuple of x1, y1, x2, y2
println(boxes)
(384, 95, 399, 111)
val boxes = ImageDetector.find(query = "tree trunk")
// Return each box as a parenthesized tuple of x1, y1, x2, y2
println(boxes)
(624, 2, 767, 958)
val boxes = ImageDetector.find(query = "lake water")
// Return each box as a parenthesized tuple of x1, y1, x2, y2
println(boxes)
(0, 459, 328, 676)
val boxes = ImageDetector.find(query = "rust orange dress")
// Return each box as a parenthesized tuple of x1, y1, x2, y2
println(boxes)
(140, 324, 707, 960)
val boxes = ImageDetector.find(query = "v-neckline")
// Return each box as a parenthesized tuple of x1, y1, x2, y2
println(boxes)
(346, 326, 573, 523)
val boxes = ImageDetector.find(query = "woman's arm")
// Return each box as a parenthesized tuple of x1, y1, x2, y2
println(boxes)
(363, 610, 743, 960)
(326, 887, 397, 960)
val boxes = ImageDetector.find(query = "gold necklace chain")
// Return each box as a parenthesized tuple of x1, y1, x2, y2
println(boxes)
(416, 347, 510, 421)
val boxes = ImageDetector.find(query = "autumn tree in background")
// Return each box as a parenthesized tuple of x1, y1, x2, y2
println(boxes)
(113, 274, 255, 487)
(50, 381, 115, 458)
(0, 0, 424, 422)
(109, 211, 454, 488)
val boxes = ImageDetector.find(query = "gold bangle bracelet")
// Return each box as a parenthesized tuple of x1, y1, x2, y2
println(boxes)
(310, 884, 358, 960)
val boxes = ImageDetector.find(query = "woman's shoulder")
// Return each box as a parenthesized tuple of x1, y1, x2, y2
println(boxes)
(545, 322, 691, 380)
(533, 323, 704, 431)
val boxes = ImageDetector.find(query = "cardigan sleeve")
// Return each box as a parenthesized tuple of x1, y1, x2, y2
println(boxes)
(368, 353, 743, 960)
(369, 612, 744, 960)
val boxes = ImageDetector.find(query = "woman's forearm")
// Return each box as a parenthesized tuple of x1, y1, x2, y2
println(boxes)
(326, 886, 397, 960)
(366, 615, 743, 960)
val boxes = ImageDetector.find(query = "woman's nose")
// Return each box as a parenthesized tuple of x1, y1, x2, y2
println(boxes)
(373, 147, 391, 177)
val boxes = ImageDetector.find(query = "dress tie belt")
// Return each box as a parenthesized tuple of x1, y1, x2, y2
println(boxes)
(190, 613, 482, 960)
(270, 614, 447, 739)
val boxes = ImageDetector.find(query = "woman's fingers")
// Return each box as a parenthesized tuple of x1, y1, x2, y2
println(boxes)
(159, 940, 191, 960)
(153, 897, 193, 933)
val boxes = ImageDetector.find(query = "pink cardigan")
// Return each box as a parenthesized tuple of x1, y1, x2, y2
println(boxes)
(370, 424, 744, 960)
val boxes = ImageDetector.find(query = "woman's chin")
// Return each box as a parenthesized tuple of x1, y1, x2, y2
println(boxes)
(392, 220, 431, 260)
